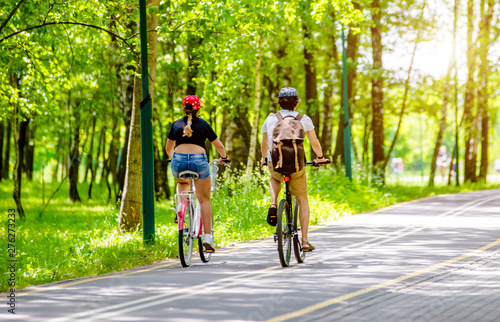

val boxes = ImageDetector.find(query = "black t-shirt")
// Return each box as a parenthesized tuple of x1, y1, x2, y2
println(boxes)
(167, 117, 217, 150)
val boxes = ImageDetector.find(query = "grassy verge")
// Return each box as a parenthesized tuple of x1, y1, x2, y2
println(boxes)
(1, 168, 499, 292)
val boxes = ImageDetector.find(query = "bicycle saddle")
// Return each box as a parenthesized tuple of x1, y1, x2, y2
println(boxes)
(179, 170, 199, 180)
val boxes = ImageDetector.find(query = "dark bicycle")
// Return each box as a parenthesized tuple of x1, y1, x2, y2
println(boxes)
(275, 160, 330, 267)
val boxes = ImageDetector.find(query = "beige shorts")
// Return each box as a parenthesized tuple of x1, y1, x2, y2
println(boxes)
(268, 163, 308, 196)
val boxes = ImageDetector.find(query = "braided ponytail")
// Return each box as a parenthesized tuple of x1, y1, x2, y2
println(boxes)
(183, 111, 194, 137)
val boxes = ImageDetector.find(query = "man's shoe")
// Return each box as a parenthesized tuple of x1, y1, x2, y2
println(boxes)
(302, 241, 315, 252)
(267, 206, 277, 226)
(203, 234, 215, 252)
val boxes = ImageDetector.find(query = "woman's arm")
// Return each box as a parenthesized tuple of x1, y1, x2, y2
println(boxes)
(306, 130, 328, 162)
(211, 139, 228, 159)
(165, 139, 175, 158)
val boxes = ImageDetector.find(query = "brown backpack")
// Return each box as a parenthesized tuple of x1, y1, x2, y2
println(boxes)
(271, 113, 306, 174)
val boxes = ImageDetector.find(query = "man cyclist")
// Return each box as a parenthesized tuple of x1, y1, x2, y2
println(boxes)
(260, 87, 329, 251)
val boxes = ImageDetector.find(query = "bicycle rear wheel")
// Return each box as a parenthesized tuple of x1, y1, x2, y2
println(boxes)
(199, 208, 213, 263)
(178, 200, 194, 267)
(277, 199, 292, 267)
(292, 197, 305, 263)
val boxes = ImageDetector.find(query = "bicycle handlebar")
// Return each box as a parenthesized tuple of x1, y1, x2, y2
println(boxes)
(209, 159, 231, 167)
(306, 160, 332, 167)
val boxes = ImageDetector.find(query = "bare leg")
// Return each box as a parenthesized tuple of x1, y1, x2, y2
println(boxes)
(175, 178, 190, 205)
(269, 177, 281, 207)
(295, 195, 310, 243)
(194, 177, 212, 234)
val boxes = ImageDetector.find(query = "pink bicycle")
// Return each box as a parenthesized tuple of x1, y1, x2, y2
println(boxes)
(175, 159, 228, 267)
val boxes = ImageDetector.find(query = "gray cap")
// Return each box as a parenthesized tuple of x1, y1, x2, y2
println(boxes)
(278, 87, 299, 98)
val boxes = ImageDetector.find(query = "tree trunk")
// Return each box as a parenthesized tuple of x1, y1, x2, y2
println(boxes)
(119, 0, 159, 230)
(10, 71, 26, 219)
(371, 0, 385, 180)
(146, 4, 168, 201)
(118, 69, 143, 231)
(247, 35, 263, 172)
(117, 120, 130, 200)
(101, 126, 113, 202)
(0, 122, 4, 180)
(362, 115, 371, 164)
(302, 10, 319, 160)
(84, 117, 97, 182)
(153, 134, 169, 200)
(69, 102, 81, 202)
(477, 0, 494, 181)
(13, 108, 28, 220)
(89, 127, 104, 200)
(52, 139, 61, 183)
(463, 0, 478, 183)
(320, 10, 340, 159)
(115, 21, 135, 201)
(3, 114, 12, 180)
(185, 34, 203, 95)
(24, 123, 35, 180)
(98, 125, 107, 184)
(12, 99, 29, 219)
(107, 123, 120, 186)
(333, 24, 359, 164)
(226, 96, 252, 171)
(428, 42, 454, 187)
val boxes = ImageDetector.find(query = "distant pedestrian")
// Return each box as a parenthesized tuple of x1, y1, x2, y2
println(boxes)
(391, 157, 404, 177)
(436, 146, 451, 181)
(495, 159, 500, 178)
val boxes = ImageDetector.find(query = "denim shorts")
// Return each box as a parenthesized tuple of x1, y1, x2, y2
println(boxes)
(171, 152, 210, 180)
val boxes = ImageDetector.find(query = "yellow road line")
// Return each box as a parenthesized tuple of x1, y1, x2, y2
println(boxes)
(266, 237, 500, 322)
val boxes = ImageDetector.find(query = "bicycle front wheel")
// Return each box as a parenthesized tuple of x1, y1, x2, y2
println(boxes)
(277, 199, 292, 267)
(178, 200, 194, 267)
(292, 197, 305, 263)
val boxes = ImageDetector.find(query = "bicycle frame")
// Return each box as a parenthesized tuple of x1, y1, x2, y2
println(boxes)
(276, 161, 330, 267)
(173, 158, 228, 266)
(175, 160, 221, 237)
(175, 182, 201, 238)
(283, 176, 293, 234)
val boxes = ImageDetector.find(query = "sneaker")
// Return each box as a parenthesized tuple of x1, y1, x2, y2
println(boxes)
(203, 233, 215, 252)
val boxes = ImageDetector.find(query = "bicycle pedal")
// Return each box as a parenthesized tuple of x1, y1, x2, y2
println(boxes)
(206, 250, 214, 253)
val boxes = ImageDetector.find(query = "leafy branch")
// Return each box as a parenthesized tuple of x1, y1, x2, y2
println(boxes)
(0, 21, 137, 54)
(0, 0, 25, 35)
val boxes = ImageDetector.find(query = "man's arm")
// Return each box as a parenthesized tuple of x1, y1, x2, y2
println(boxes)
(306, 130, 328, 163)
(261, 133, 269, 167)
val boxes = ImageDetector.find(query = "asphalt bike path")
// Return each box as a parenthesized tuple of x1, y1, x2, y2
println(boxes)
(4, 189, 500, 321)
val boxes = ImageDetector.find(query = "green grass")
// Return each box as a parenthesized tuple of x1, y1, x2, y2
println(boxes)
(1, 168, 499, 292)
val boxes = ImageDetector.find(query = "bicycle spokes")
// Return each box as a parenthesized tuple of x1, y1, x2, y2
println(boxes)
(277, 199, 292, 267)
(178, 200, 194, 267)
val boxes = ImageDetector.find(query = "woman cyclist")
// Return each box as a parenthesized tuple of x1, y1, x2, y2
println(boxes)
(166, 95, 229, 252)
